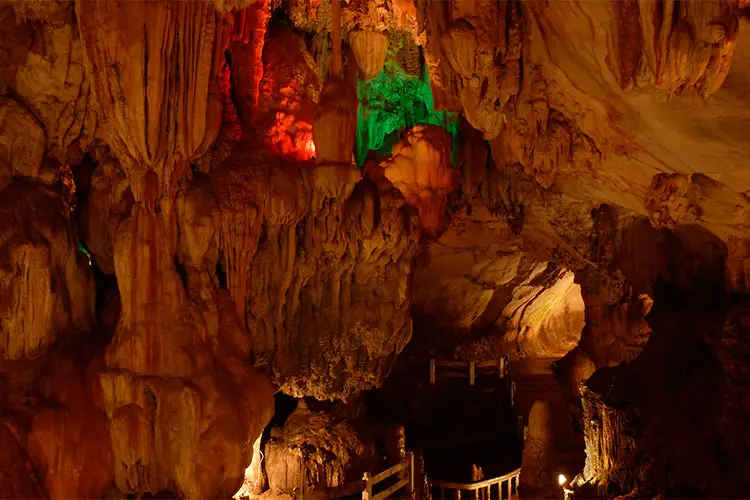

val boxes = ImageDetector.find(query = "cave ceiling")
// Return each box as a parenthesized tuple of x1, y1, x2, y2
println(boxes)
(1, 0, 750, 497)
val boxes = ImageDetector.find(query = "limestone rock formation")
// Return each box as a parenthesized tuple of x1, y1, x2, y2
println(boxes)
(212, 145, 421, 399)
(313, 78, 358, 164)
(252, 27, 320, 160)
(411, 205, 585, 359)
(0, 423, 46, 498)
(2, 0, 750, 497)
(520, 400, 558, 496)
(419, 0, 524, 136)
(367, 125, 459, 237)
(0, 97, 50, 189)
(350, 29, 389, 80)
(263, 402, 377, 496)
(0, 178, 95, 360)
(74, 2, 276, 497)
(76, 0, 232, 202)
(79, 155, 133, 275)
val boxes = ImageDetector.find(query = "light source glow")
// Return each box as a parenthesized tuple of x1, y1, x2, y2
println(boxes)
(558, 474, 567, 486)
(356, 60, 459, 166)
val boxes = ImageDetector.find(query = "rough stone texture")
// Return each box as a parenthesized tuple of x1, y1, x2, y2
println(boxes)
(0, 97, 49, 189)
(418, 0, 524, 134)
(555, 346, 596, 400)
(580, 378, 640, 494)
(0, 423, 46, 498)
(212, 145, 422, 399)
(520, 400, 557, 496)
(365, 125, 459, 237)
(0, 179, 95, 360)
(263, 401, 377, 496)
(578, 257, 750, 498)
(313, 78, 358, 164)
(79, 155, 134, 275)
(349, 29, 389, 81)
(252, 27, 320, 161)
(3, 0, 750, 497)
(411, 204, 585, 360)
(73, 3, 276, 497)
(26, 352, 114, 499)
(99, 197, 275, 498)
(76, 0, 233, 202)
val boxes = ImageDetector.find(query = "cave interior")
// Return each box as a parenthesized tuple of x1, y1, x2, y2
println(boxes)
(2, 0, 750, 499)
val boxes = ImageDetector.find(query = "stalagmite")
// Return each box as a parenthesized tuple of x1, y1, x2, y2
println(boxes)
(2, 0, 750, 497)
(312, 0, 358, 164)
(520, 401, 558, 496)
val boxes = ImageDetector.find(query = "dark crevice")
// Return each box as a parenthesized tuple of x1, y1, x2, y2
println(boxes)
(174, 256, 189, 289)
(215, 253, 228, 290)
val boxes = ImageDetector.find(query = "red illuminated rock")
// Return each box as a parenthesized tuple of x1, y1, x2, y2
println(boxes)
(26, 354, 113, 499)
(0, 424, 45, 498)
(253, 28, 320, 161)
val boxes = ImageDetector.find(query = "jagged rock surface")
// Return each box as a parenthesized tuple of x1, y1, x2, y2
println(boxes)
(263, 402, 377, 495)
(411, 204, 584, 360)
(2, 0, 750, 498)
(212, 145, 422, 399)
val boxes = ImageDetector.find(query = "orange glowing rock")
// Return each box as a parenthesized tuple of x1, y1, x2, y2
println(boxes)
(349, 29, 389, 81)
(313, 78, 358, 164)
(371, 125, 458, 236)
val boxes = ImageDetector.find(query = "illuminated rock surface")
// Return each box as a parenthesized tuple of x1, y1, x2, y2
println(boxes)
(263, 401, 377, 495)
(1, 0, 750, 497)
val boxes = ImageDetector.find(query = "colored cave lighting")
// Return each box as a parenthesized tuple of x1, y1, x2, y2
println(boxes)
(356, 60, 459, 166)
(267, 113, 316, 161)
(78, 241, 92, 266)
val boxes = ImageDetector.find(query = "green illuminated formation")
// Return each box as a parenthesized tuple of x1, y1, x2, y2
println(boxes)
(356, 60, 459, 166)
(78, 241, 93, 266)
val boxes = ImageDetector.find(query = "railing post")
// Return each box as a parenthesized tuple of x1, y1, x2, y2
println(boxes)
(409, 451, 415, 496)
(362, 472, 372, 500)
(430, 358, 436, 385)
(469, 361, 475, 386)
(510, 380, 516, 406)
(498, 356, 505, 379)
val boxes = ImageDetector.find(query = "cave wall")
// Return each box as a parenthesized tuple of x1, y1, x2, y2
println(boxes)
(411, 204, 585, 360)
(1, 0, 750, 497)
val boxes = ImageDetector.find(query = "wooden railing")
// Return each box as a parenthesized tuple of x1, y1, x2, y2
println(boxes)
(429, 356, 509, 386)
(362, 452, 415, 500)
(431, 468, 521, 500)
